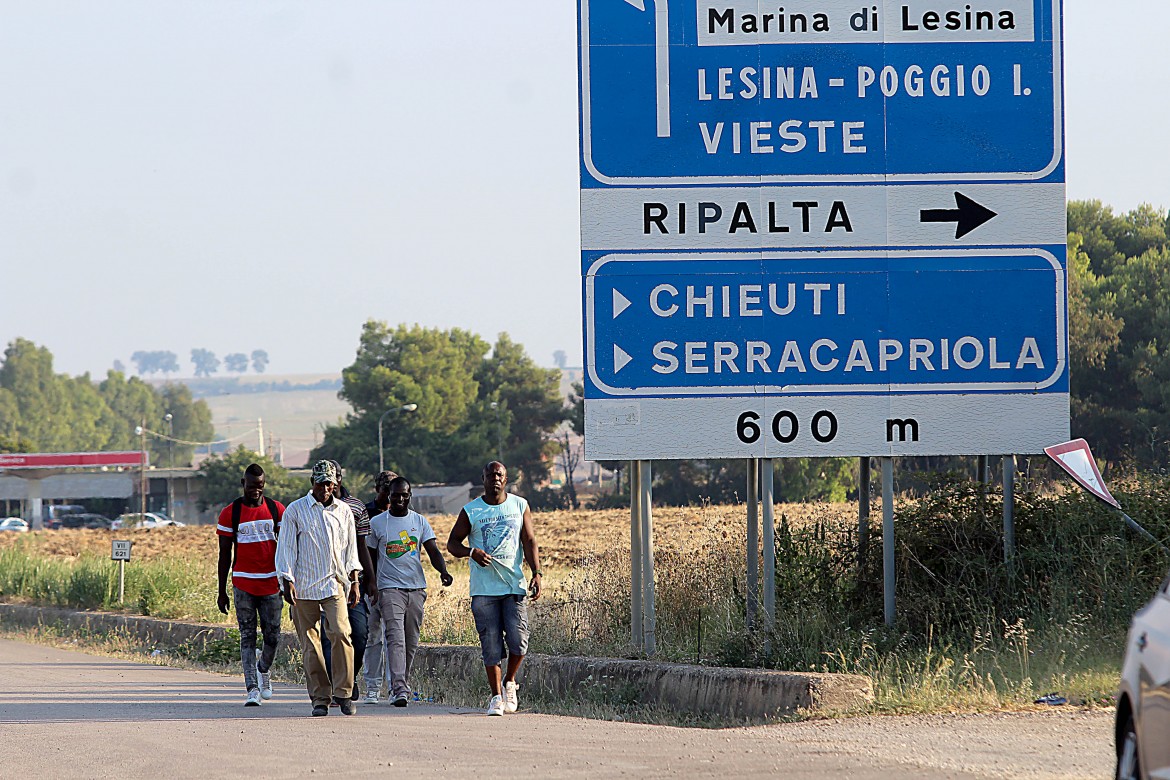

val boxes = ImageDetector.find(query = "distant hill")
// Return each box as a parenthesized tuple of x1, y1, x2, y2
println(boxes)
(176, 373, 342, 399)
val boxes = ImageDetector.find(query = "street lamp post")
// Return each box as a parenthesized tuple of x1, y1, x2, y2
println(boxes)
(378, 403, 418, 473)
(164, 413, 174, 522)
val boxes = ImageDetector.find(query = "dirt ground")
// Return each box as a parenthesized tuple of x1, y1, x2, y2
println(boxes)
(0, 503, 858, 565)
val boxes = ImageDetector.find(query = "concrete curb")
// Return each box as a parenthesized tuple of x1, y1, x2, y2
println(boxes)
(0, 603, 873, 720)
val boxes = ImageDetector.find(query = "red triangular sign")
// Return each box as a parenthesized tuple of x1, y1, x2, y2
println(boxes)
(1044, 439, 1120, 509)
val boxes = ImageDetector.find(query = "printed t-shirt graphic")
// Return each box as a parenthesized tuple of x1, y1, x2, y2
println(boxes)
(217, 500, 286, 596)
(367, 509, 435, 590)
(464, 494, 528, 597)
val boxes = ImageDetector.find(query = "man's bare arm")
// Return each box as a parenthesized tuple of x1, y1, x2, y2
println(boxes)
(217, 536, 233, 614)
(520, 506, 542, 599)
(448, 509, 491, 567)
(423, 538, 453, 586)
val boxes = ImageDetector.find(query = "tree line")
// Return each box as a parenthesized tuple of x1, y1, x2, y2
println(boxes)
(124, 349, 269, 377)
(0, 339, 214, 465)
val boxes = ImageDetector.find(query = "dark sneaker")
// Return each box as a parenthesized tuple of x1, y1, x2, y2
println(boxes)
(392, 694, 408, 707)
(336, 697, 357, 716)
(312, 705, 328, 717)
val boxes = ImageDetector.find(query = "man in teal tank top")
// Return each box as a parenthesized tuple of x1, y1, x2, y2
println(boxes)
(447, 461, 543, 716)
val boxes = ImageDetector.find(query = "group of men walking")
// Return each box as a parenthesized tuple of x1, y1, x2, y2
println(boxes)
(215, 458, 542, 717)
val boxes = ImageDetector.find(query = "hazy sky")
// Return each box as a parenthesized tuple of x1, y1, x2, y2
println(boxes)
(1, 1, 1165, 379)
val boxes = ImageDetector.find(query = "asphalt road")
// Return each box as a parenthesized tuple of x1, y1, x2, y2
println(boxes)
(0, 639, 1114, 779)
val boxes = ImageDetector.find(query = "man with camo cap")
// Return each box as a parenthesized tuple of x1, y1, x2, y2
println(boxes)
(318, 460, 374, 704)
(275, 459, 362, 717)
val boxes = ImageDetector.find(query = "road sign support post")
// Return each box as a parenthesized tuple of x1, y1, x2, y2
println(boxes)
(746, 459, 759, 630)
(111, 540, 132, 604)
(761, 459, 775, 654)
(858, 458, 871, 565)
(1003, 455, 1016, 566)
(629, 460, 643, 650)
(882, 458, 896, 628)
(638, 460, 656, 655)
(978, 456, 990, 486)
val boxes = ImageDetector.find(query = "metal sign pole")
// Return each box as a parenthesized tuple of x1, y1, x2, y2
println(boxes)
(1003, 455, 1016, 565)
(761, 459, 775, 651)
(629, 460, 643, 649)
(858, 457, 871, 564)
(118, 560, 125, 604)
(882, 458, 896, 627)
(638, 460, 656, 656)
(746, 458, 759, 630)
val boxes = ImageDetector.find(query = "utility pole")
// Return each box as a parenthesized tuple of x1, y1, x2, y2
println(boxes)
(257, 417, 266, 458)
(136, 421, 148, 518)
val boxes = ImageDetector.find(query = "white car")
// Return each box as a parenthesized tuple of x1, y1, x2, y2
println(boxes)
(0, 517, 29, 532)
(112, 512, 186, 530)
(1116, 570, 1170, 779)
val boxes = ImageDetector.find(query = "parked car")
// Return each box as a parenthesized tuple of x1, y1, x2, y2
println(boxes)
(1115, 569, 1170, 779)
(0, 517, 29, 532)
(43, 504, 86, 523)
(112, 512, 185, 530)
(56, 513, 113, 530)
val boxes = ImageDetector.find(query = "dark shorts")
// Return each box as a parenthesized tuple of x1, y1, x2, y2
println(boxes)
(470, 594, 529, 667)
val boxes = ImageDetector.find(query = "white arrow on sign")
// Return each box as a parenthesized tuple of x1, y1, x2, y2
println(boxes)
(622, 0, 670, 138)
(612, 289, 632, 318)
(614, 344, 633, 373)
(1044, 438, 1119, 508)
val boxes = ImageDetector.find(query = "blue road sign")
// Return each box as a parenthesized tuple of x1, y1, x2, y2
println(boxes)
(577, 0, 1069, 458)
(580, 0, 1062, 185)
(585, 249, 1067, 396)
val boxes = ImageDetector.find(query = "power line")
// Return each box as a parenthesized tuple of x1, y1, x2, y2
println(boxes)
(138, 426, 258, 448)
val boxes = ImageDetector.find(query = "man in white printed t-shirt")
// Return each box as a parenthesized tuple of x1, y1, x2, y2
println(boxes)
(366, 476, 452, 706)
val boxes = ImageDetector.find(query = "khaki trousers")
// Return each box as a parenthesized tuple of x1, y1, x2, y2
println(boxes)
(291, 591, 353, 705)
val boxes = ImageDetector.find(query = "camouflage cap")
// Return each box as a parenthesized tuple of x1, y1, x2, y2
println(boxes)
(311, 460, 338, 484)
(374, 470, 398, 490)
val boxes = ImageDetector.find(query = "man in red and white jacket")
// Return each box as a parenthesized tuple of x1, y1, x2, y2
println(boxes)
(216, 463, 285, 706)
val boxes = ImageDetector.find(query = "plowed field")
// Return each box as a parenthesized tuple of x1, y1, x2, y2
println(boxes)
(0, 503, 856, 565)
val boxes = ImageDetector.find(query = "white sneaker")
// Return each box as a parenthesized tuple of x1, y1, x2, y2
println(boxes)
(486, 694, 505, 716)
(504, 681, 519, 713)
(245, 688, 262, 707)
(256, 663, 273, 700)
(362, 690, 380, 705)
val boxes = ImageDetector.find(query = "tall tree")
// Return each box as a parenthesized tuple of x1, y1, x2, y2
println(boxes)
(190, 348, 220, 378)
(313, 322, 565, 486)
(250, 349, 269, 373)
(224, 353, 249, 373)
(476, 333, 566, 489)
(1067, 200, 1170, 467)
(157, 383, 216, 465)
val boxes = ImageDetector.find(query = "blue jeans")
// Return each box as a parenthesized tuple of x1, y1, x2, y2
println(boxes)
(471, 594, 529, 667)
(322, 599, 368, 690)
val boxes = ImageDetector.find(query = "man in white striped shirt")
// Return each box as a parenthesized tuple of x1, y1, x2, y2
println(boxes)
(275, 460, 363, 717)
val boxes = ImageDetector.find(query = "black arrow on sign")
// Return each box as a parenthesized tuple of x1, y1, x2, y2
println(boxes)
(920, 192, 998, 239)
